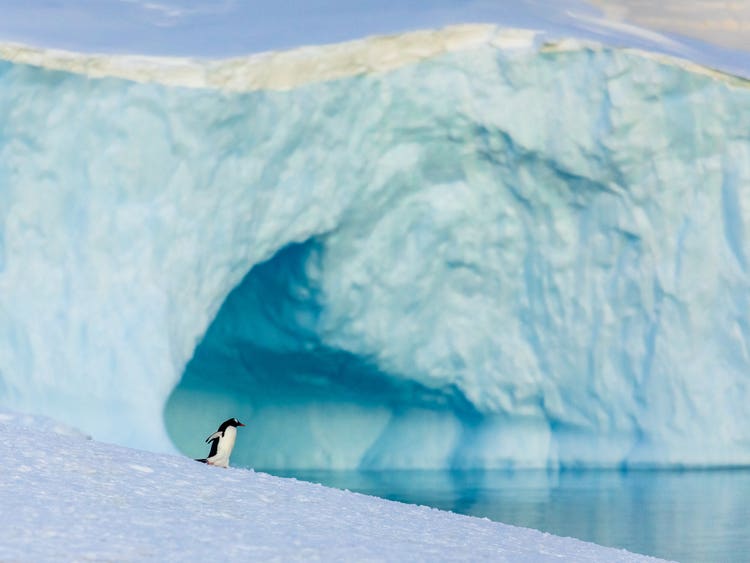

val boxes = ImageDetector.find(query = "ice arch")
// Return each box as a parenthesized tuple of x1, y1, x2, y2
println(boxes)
(165, 240, 496, 470)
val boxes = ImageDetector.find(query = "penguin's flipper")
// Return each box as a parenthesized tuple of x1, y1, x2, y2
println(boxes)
(195, 458, 209, 464)
(207, 438, 219, 458)
(205, 431, 222, 443)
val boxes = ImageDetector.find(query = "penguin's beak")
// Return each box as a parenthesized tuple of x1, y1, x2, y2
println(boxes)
(238, 422, 246, 426)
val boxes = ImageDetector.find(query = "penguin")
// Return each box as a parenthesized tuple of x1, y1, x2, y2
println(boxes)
(195, 418, 245, 468)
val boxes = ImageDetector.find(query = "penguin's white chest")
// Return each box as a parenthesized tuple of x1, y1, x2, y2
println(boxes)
(216, 426, 237, 457)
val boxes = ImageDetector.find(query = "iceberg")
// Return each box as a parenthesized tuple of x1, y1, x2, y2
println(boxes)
(0, 25, 748, 469)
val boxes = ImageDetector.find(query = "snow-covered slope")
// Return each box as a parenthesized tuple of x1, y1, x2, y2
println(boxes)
(0, 26, 749, 468)
(0, 410, 662, 561)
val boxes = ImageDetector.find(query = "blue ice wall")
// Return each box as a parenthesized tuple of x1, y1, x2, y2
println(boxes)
(166, 240, 484, 469)
(1, 39, 749, 467)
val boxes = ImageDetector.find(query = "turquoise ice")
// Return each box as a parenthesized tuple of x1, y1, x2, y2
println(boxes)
(0, 28, 748, 468)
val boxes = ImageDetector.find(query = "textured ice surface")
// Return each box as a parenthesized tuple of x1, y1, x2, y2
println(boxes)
(0, 26, 749, 467)
(0, 412, 663, 562)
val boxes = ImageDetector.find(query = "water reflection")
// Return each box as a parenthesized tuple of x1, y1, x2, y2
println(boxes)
(270, 468, 750, 562)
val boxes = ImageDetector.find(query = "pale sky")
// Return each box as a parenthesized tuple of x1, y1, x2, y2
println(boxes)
(590, 0, 750, 51)
(0, 0, 589, 56)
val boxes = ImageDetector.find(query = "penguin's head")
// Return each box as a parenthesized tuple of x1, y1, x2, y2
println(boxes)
(216, 418, 246, 433)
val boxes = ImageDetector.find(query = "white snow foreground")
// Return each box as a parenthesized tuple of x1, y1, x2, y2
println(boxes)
(0, 412, 661, 562)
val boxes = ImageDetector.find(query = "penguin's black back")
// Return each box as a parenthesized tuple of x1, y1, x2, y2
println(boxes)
(194, 438, 220, 463)
(207, 436, 219, 458)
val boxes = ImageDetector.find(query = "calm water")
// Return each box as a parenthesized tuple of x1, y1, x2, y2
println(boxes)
(270, 468, 750, 562)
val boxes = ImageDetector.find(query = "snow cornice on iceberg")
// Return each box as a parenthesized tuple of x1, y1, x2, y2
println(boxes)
(0, 24, 747, 92)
